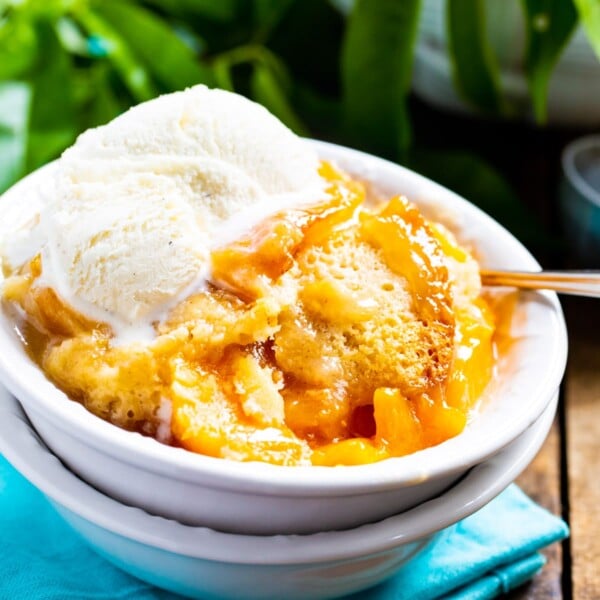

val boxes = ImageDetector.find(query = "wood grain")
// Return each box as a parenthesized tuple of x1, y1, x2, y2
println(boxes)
(506, 419, 563, 599)
(564, 298, 600, 600)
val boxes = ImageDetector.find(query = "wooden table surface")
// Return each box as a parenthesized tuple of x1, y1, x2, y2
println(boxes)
(505, 297, 600, 600)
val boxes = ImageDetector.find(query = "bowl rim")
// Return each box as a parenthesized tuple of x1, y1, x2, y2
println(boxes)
(561, 134, 600, 208)
(0, 386, 557, 565)
(0, 140, 568, 495)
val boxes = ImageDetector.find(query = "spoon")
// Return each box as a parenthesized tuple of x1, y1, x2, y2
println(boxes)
(480, 269, 600, 298)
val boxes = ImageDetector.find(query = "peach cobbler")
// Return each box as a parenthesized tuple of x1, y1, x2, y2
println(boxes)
(2, 163, 497, 466)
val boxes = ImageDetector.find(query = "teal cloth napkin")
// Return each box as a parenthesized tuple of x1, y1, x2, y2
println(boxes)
(0, 454, 568, 600)
(354, 485, 568, 600)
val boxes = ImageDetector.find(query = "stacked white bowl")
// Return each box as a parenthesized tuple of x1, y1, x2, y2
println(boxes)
(0, 143, 567, 599)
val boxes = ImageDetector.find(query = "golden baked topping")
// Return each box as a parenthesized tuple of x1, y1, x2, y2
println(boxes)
(3, 164, 498, 466)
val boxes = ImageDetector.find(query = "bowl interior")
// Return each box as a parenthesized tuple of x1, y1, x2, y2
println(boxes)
(0, 141, 567, 494)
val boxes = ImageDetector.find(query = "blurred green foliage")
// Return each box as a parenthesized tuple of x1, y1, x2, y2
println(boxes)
(522, 0, 578, 123)
(447, 0, 505, 115)
(0, 0, 598, 247)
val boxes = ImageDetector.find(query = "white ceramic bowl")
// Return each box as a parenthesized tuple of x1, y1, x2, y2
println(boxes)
(0, 141, 568, 535)
(0, 386, 557, 600)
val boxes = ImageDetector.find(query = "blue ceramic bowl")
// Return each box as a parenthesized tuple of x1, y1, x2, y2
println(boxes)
(560, 135, 600, 267)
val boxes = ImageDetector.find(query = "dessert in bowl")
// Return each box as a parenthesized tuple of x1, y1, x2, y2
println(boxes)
(0, 86, 567, 534)
(0, 387, 558, 600)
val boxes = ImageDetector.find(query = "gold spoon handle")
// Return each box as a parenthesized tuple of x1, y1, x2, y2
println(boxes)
(480, 270, 600, 298)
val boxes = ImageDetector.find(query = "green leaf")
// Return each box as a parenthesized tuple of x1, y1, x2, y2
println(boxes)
(251, 62, 308, 135)
(447, 0, 504, 114)
(252, 0, 294, 41)
(141, 0, 239, 22)
(75, 8, 157, 102)
(342, 0, 421, 160)
(93, 1, 214, 90)
(574, 0, 600, 59)
(0, 18, 38, 79)
(522, 0, 578, 123)
(213, 57, 235, 91)
(253, 0, 290, 23)
(66, 60, 127, 131)
(410, 149, 553, 250)
(88, 85, 123, 128)
(85, 67, 126, 128)
(26, 23, 77, 171)
(0, 82, 31, 192)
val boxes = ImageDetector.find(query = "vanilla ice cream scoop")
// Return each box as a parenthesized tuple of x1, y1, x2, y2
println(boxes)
(33, 85, 324, 338)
